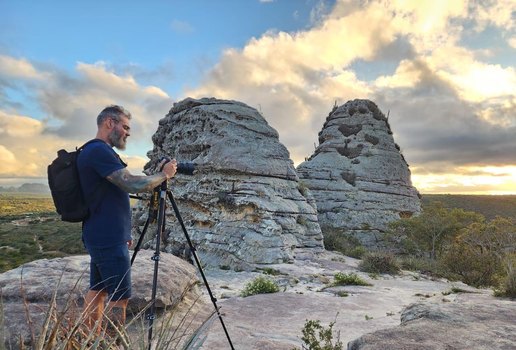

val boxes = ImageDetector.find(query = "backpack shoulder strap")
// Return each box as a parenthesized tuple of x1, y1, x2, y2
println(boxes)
(78, 139, 110, 212)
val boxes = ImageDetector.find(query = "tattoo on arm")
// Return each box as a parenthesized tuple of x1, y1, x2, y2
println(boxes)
(107, 168, 167, 193)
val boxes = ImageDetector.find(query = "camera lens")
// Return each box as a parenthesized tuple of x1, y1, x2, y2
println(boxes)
(177, 162, 196, 175)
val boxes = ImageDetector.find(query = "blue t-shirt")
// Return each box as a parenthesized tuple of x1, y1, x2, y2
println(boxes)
(77, 140, 131, 249)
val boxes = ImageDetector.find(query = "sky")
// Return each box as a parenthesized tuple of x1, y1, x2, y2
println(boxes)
(0, 0, 515, 194)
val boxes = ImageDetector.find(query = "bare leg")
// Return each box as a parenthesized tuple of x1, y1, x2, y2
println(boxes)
(105, 298, 129, 337)
(83, 289, 107, 335)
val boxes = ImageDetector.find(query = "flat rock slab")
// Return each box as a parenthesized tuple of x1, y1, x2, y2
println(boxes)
(196, 252, 505, 349)
(348, 293, 516, 350)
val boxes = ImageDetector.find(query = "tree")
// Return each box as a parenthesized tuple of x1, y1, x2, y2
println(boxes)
(443, 216, 516, 287)
(389, 202, 484, 259)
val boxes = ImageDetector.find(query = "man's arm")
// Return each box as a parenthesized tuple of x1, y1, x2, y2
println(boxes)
(106, 160, 177, 193)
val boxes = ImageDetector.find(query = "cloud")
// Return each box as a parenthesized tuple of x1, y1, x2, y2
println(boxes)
(509, 36, 516, 49)
(469, 0, 516, 32)
(170, 19, 195, 34)
(0, 57, 174, 179)
(0, 55, 47, 80)
(0, 111, 63, 178)
(183, 0, 515, 194)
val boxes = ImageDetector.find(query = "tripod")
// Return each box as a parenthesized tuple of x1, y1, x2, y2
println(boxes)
(130, 179, 234, 350)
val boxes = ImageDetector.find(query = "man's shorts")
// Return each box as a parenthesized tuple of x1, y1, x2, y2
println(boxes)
(87, 243, 131, 301)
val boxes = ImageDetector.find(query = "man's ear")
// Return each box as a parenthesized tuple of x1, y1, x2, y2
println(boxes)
(105, 118, 115, 129)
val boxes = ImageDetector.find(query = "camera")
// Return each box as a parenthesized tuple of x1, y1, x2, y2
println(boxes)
(160, 157, 196, 175)
(177, 161, 196, 175)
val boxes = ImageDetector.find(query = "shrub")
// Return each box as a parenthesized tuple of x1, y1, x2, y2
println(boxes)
(359, 252, 401, 275)
(295, 317, 343, 350)
(240, 276, 280, 297)
(500, 254, 516, 298)
(442, 217, 515, 288)
(332, 272, 371, 287)
(443, 239, 502, 287)
(323, 232, 367, 259)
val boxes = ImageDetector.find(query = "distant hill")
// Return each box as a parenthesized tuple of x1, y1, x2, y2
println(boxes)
(0, 183, 49, 193)
(421, 194, 516, 221)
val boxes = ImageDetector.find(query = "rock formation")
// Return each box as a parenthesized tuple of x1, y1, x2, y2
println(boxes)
(134, 97, 324, 270)
(296, 99, 421, 249)
(0, 252, 201, 349)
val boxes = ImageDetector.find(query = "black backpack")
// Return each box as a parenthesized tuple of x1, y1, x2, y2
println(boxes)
(47, 139, 105, 222)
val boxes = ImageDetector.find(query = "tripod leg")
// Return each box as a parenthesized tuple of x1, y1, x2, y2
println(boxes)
(166, 190, 235, 350)
(131, 216, 151, 266)
(146, 182, 168, 350)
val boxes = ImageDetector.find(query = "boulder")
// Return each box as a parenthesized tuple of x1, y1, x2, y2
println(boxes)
(347, 293, 516, 349)
(296, 99, 421, 249)
(134, 97, 324, 270)
(0, 251, 200, 349)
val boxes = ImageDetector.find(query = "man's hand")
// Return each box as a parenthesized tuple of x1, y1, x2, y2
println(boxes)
(160, 158, 177, 179)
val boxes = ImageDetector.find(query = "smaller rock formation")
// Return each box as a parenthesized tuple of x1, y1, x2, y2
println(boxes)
(134, 97, 324, 270)
(296, 99, 421, 249)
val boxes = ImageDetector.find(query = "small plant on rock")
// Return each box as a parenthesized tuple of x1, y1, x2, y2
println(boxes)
(359, 252, 401, 275)
(294, 316, 343, 350)
(332, 272, 371, 287)
(240, 276, 280, 297)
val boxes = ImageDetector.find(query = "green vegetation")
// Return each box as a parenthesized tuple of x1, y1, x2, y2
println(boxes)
(388, 201, 516, 297)
(358, 252, 401, 275)
(323, 231, 367, 259)
(0, 193, 84, 273)
(332, 272, 371, 287)
(422, 194, 516, 221)
(389, 202, 483, 259)
(293, 317, 343, 350)
(240, 276, 280, 297)
(0, 193, 55, 219)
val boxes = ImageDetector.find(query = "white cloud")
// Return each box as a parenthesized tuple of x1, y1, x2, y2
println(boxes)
(469, 0, 516, 31)
(509, 36, 516, 49)
(0, 55, 47, 80)
(170, 19, 194, 34)
(184, 0, 516, 196)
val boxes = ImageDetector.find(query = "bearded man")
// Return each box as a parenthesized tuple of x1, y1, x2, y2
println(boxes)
(77, 105, 177, 336)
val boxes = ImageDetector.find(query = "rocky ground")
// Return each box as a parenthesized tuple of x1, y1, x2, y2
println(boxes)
(1, 250, 514, 350)
(196, 250, 515, 349)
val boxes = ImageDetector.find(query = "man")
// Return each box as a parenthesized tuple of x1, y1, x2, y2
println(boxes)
(77, 105, 177, 335)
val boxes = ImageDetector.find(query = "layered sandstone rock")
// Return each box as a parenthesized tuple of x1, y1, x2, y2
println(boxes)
(134, 97, 324, 270)
(296, 99, 421, 248)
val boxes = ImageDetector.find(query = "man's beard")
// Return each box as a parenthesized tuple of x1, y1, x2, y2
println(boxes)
(108, 128, 127, 150)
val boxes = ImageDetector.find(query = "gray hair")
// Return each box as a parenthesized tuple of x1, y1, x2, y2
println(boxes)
(97, 105, 132, 126)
